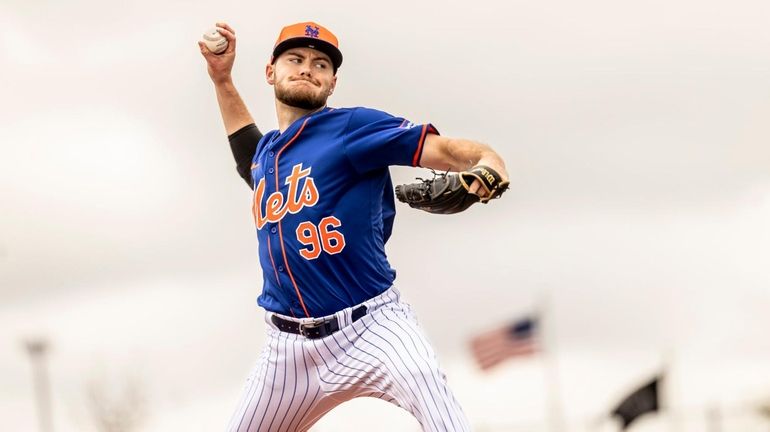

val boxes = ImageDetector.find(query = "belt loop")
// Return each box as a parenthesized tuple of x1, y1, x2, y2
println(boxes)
(340, 307, 351, 328)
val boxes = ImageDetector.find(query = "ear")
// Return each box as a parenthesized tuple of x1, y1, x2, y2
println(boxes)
(265, 63, 276, 85)
(328, 75, 337, 95)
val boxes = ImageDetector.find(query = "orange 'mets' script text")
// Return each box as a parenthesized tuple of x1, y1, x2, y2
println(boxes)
(252, 164, 319, 229)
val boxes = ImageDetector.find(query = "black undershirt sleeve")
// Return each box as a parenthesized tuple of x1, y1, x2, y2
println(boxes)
(228, 123, 263, 189)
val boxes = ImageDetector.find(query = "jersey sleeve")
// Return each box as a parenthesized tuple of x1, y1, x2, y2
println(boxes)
(342, 108, 439, 173)
(228, 123, 263, 189)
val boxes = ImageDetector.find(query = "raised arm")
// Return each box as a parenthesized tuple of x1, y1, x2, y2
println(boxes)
(199, 22, 262, 187)
(199, 22, 256, 134)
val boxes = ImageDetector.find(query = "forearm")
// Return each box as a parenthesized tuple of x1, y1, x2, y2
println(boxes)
(214, 78, 255, 135)
(441, 138, 503, 171)
(216, 79, 262, 189)
(421, 135, 506, 173)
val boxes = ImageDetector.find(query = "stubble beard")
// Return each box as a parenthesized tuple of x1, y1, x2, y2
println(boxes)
(275, 82, 328, 111)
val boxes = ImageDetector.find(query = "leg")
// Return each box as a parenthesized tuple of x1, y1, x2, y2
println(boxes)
(226, 330, 325, 432)
(342, 291, 471, 432)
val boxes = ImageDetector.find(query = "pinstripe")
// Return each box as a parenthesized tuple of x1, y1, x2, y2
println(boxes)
(275, 334, 299, 432)
(264, 331, 290, 431)
(227, 345, 269, 432)
(321, 336, 372, 379)
(237, 331, 277, 432)
(246, 330, 280, 431)
(323, 336, 391, 398)
(372, 290, 447, 425)
(391, 306, 470, 429)
(315, 336, 391, 395)
(380, 309, 452, 425)
(383, 291, 469, 430)
(378, 297, 453, 423)
(234, 346, 271, 432)
(299, 378, 360, 431)
(326, 333, 391, 395)
(357, 291, 419, 411)
(295, 384, 322, 431)
(381, 307, 466, 431)
(366, 313, 442, 431)
(337, 324, 414, 411)
(365, 391, 399, 405)
(364, 291, 436, 425)
(341, 324, 415, 413)
(356, 318, 435, 430)
(310, 340, 365, 388)
(284, 339, 313, 432)
(228, 287, 468, 431)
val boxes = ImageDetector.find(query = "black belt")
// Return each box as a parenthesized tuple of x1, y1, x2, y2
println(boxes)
(271, 305, 368, 339)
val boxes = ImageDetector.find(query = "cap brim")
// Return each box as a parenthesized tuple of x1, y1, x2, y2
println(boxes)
(272, 37, 343, 71)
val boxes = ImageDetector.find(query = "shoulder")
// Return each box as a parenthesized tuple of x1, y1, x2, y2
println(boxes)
(350, 107, 394, 122)
(261, 130, 280, 143)
(329, 107, 396, 131)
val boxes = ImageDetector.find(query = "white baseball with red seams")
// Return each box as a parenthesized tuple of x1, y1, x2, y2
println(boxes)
(202, 28, 228, 54)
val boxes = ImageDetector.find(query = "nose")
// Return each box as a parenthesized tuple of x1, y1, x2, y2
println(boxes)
(299, 62, 313, 77)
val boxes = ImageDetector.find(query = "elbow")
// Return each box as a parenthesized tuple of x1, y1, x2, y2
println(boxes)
(420, 135, 457, 171)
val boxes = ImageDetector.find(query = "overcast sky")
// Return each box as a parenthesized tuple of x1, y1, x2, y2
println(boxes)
(2, 0, 769, 431)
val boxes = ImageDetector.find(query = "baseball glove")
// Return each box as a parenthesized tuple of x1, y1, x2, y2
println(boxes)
(395, 165, 509, 214)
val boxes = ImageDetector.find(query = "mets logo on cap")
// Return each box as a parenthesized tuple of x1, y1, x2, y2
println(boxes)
(305, 25, 320, 38)
(271, 21, 343, 71)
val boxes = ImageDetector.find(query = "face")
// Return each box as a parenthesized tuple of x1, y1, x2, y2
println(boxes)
(266, 47, 337, 110)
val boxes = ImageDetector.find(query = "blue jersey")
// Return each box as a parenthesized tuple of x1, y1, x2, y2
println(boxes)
(250, 107, 438, 317)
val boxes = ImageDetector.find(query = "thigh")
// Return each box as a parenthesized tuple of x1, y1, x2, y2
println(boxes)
(226, 330, 324, 432)
(355, 300, 472, 432)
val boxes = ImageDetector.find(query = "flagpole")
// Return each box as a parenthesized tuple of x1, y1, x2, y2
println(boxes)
(540, 290, 566, 432)
(24, 338, 54, 432)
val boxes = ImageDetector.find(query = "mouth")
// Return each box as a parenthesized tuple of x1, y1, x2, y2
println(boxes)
(291, 78, 319, 87)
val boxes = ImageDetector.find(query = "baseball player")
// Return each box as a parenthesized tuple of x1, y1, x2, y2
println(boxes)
(199, 21, 509, 431)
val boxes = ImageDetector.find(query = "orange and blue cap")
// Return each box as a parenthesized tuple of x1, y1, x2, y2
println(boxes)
(271, 22, 343, 73)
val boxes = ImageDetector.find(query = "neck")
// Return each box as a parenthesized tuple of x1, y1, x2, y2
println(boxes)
(275, 99, 326, 133)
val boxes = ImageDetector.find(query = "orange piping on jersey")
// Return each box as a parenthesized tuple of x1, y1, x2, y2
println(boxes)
(257, 183, 285, 288)
(266, 234, 283, 289)
(275, 118, 311, 317)
(257, 181, 295, 316)
(412, 124, 429, 166)
(252, 185, 258, 225)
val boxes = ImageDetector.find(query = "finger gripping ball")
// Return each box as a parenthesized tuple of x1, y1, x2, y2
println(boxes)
(202, 28, 228, 54)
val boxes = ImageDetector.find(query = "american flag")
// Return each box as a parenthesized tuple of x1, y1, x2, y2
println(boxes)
(470, 316, 539, 371)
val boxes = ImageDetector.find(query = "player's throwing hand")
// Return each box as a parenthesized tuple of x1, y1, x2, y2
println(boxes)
(198, 22, 237, 85)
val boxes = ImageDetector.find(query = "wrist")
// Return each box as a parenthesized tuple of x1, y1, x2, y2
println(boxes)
(213, 75, 235, 88)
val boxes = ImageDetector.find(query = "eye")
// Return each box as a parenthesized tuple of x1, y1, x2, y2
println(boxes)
(289, 58, 301, 63)
(315, 62, 327, 69)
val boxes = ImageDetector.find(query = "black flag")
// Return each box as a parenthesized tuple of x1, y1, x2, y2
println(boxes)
(611, 375, 661, 429)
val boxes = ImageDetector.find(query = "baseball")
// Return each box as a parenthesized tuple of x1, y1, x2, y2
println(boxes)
(202, 28, 228, 54)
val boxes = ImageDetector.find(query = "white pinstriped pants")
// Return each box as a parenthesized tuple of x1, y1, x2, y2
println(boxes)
(226, 287, 471, 432)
